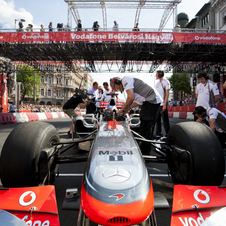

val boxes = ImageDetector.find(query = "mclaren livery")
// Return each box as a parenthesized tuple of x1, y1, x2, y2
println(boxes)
(0, 92, 225, 225)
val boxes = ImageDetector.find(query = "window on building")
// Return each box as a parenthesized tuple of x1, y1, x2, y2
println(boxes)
(202, 13, 209, 27)
(56, 90, 61, 97)
(66, 79, 68, 86)
(41, 76, 44, 83)
(48, 65, 51, 71)
(41, 89, 44, 96)
(48, 77, 51, 84)
(48, 89, 51, 96)
(224, 13, 226, 24)
(57, 78, 61, 85)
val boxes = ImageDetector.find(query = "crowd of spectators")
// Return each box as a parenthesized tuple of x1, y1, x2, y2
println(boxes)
(168, 95, 197, 106)
(16, 20, 140, 32)
(7, 103, 63, 113)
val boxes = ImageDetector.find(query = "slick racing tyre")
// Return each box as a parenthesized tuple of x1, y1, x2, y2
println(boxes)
(167, 121, 225, 186)
(0, 121, 60, 187)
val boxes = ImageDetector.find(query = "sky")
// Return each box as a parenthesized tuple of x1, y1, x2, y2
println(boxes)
(0, 0, 209, 97)
(0, 0, 210, 30)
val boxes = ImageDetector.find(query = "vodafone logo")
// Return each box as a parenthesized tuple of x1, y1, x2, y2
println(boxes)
(19, 191, 36, 206)
(193, 189, 210, 204)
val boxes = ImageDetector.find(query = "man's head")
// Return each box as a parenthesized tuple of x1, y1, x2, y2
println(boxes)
(103, 82, 109, 90)
(156, 70, 164, 79)
(197, 71, 209, 84)
(93, 82, 98, 90)
(193, 106, 207, 119)
(98, 86, 103, 93)
(110, 77, 123, 92)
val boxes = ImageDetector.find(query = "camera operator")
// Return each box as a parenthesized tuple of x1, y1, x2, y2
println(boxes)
(63, 91, 93, 138)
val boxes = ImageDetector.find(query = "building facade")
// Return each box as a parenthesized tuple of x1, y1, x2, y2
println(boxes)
(211, 0, 226, 31)
(172, 0, 226, 101)
(38, 63, 93, 106)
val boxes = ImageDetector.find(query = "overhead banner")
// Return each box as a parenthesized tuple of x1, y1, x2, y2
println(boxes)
(1, 32, 226, 44)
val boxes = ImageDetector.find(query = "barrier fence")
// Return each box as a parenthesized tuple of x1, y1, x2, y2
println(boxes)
(1, 103, 226, 124)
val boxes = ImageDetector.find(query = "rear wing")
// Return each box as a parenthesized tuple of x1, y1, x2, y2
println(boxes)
(0, 186, 60, 226)
(171, 185, 226, 226)
(100, 101, 124, 109)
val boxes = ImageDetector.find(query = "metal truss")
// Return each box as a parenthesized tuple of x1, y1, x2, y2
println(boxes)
(100, 0, 107, 30)
(67, 2, 81, 28)
(134, 0, 147, 27)
(1, 41, 226, 73)
(65, 0, 181, 30)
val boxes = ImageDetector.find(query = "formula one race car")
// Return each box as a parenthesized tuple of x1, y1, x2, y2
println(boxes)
(0, 96, 225, 225)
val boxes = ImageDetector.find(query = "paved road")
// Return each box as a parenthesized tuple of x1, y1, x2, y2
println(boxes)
(0, 117, 225, 226)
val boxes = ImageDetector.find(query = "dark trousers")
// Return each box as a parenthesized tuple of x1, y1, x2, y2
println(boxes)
(155, 105, 170, 136)
(86, 103, 96, 114)
(139, 102, 160, 155)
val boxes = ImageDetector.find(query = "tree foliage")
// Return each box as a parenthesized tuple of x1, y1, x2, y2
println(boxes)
(168, 73, 191, 99)
(16, 65, 42, 101)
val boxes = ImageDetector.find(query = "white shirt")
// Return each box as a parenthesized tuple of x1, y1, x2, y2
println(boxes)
(206, 108, 226, 133)
(113, 23, 119, 31)
(122, 75, 162, 104)
(155, 79, 170, 106)
(196, 81, 219, 109)
(101, 87, 112, 102)
(134, 93, 145, 105)
(95, 92, 103, 108)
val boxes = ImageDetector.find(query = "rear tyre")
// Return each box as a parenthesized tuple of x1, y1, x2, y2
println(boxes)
(167, 122, 225, 186)
(0, 121, 60, 187)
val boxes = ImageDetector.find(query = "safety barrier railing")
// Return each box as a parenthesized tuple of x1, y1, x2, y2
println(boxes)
(0, 27, 226, 34)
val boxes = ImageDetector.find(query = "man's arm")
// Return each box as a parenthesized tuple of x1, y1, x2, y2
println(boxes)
(209, 118, 216, 132)
(120, 89, 135, 114)
(129, 102, 139, 109)
(214, 95, 219, 104)
(79, 101, 89, 109)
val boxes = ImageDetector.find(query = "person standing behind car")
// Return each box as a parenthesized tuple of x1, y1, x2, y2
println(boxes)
(95, 86, 103, 112)
(196, 71, 219, 110)
(101, 82, 112, 103)
(86, 82, 98, 114)
(155, 70, 170, 137)
(63, 92, 91, 138)
(110, 76, 162, 155)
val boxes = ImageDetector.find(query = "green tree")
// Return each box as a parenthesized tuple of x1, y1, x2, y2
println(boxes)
(168, 73, 191, 100)
(16, 65, 42, 101)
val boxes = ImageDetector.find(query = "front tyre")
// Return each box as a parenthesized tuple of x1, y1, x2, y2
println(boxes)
(167, 122, 225, 186)
(0, 121, 60, 187)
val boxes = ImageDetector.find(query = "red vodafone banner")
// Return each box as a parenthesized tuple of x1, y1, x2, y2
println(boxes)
(1, 31, 226, 44)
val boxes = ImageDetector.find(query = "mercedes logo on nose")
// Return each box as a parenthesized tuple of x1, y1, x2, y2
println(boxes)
(102, 167, 131, 183)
